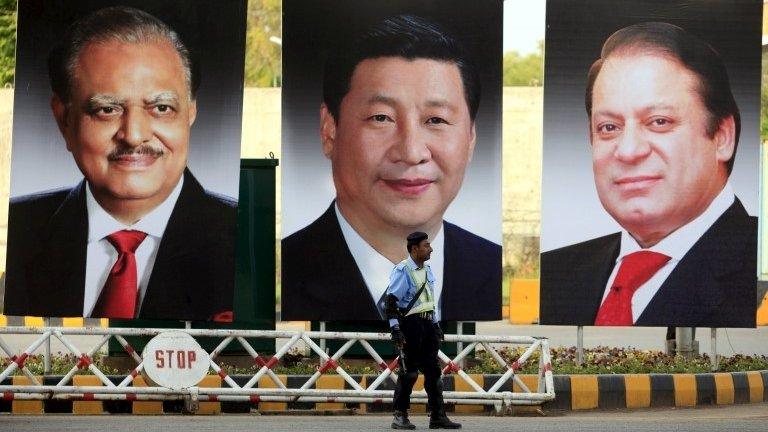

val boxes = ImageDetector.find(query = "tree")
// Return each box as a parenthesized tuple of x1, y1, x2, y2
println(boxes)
(503, 40, 543, 87)
(244, 0, 281, 87)
(0, 0, 15, 87)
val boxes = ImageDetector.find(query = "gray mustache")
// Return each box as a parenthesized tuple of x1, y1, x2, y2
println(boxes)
(107, 145, 165, 161)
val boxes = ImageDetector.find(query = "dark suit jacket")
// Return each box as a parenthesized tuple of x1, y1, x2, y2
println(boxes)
(281, 202, 502, 322)
(3, 169, 237, 321)
(540, 199, 757, 327)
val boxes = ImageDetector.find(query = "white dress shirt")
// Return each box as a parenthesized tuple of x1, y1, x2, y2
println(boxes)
(600, 183, 736, 323)
(335, 203, 445, 321)
(83, 176, 184, 317)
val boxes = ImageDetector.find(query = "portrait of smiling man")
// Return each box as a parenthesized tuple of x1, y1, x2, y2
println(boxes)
(3, 3, 246, 321)
(540, 20, 758, 328)
(281, 8, 502, 322)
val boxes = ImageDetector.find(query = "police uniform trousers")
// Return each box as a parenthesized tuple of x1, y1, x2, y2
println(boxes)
(393, 315, 444, 412)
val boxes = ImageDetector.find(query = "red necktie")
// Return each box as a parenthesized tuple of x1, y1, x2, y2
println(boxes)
(91, 230, 148, 319)
(594, 250, 671, 326)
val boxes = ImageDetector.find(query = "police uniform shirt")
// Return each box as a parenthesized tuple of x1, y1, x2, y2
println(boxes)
(335, 202, 445, 315)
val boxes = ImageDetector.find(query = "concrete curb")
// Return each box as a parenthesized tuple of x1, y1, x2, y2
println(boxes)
(1, 371, 766, 414)
(547, 371, 767, 410)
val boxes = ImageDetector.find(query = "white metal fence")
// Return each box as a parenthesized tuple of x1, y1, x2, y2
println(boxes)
(0, 327, 555, 412)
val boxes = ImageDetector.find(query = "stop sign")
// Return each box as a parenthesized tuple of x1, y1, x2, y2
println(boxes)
(142, 331, 211, 390)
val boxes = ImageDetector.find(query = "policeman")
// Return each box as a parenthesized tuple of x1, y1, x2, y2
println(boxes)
(385, 232, 461, 430)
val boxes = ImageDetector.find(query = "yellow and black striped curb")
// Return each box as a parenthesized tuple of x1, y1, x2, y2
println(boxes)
(1, 371, 766, 414)
(548, 371, 767, 410)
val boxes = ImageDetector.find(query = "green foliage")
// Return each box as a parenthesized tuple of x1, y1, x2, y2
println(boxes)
(718, 354, 768, 373)
(466, 345, 768, 375)
(5, 346, 767, 377)
(0, 0, 15, 87)
(503, 41, 543, 87)
(244, 0, 281, 87)
(3, 352, 120, 376)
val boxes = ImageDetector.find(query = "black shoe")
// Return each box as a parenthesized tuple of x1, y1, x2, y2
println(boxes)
(429, 413, 461, 429)
(392, 410, 416, 430)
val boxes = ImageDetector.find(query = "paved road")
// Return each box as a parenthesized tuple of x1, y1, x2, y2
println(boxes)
(1, 404, 767, 432)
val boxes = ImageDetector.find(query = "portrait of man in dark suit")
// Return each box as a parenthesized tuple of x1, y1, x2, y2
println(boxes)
(281, 9, 502, 322)
(541, 21, 758, 328)
(3, 4, 245, 321)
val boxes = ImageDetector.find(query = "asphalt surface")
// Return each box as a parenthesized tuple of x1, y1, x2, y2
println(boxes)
(1, 403, 767, 432)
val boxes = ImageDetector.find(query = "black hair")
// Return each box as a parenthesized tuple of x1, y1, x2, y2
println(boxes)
(406, 231, 428, 253)
(585, 22, 740, 174)
(323, 14, 480, 122)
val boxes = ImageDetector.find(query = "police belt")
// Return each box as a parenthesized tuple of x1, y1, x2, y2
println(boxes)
(401, 311, 434, 321)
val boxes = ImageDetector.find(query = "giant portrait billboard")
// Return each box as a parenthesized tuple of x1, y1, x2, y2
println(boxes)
(540, 0, 762, 327)
(3, 0, 247, 321)
(281, 0, 502, 321)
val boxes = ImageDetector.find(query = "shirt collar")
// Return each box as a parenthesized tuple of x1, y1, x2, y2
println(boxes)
(334, 202, 443, 302)
(405, 255, 427, 271)
(618, 182, 735, 260)
(86, 174, 184, 242)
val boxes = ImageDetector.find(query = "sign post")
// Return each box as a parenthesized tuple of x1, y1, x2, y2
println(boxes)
(576, 326, 584, 366)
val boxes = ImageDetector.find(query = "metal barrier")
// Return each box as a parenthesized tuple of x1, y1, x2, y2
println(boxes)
(0, 327, 555, 412)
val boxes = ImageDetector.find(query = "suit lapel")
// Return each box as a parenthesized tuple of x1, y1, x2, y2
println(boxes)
(141, 170, 203, 318)
(441, 224, 491, 320)
(26, 182, 88, 316)
(571, 234, 620, 324)
(440, 222, 503, 321)
(441, 224, 467, 319)
(321, 202, 382, 320)
(541, 233, 621, 325)
(637, 199, 753, 326)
